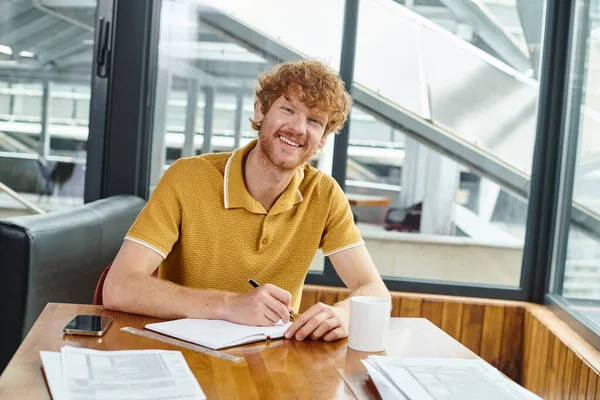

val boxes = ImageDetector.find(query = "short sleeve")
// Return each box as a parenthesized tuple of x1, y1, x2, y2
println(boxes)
(125, 161, 184, 258)
(319, 179, 364, 256)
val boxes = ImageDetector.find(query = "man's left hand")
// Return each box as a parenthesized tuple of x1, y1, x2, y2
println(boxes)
(284, 302, 349, 341)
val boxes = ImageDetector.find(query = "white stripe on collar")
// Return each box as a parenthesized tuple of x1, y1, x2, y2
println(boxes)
(296, 166, 305, 202)
(297, 165, 305, 179)
(223, 148, 239, 209)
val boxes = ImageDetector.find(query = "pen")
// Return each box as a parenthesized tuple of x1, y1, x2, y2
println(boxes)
(248, 278, 296, 322)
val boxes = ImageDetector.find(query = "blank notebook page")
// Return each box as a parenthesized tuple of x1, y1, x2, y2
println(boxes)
(145, 318, 293, 350)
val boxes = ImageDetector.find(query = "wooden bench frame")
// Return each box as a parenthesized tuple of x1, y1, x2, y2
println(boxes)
(300, 285, 600, 399)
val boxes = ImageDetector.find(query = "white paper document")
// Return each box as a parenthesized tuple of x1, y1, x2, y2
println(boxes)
(40, 346, 206, 400)
(145, 318, 292, 350)
(362, 356, 541, 400)
(362, 359, 408, 400)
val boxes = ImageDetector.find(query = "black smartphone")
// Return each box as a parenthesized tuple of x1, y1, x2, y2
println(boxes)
(63, 315, 113, 336)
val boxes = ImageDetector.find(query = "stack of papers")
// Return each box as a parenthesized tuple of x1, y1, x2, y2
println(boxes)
(362, 356, 541, 399)
(41, 346, 206, 400)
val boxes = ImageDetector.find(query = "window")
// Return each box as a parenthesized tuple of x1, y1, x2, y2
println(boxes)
(549, 0, 600, 333)
(346, 0, 546, 286)
(149, 0, 346, 272)
(0, 1, 97, 215)
(148, 0, 553, 291)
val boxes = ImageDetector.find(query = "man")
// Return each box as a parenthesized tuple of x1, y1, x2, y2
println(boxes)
(103, 60, 390, 342)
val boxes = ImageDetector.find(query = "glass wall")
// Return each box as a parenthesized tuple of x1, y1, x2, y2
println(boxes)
(550, 0, 600, 330)
(346, 106, 528, 286)
(149, 0, 347, 270)
(148, 0, 550, 283)
(0, 0, 96, 216)
(149, 0, 347, 182)
(344, 0, 545, 285)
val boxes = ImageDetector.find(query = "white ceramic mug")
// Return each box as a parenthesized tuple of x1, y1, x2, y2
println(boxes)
(347, 296, 391, 352)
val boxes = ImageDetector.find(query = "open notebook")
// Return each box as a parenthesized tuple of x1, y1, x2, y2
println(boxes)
(145, 318, 293, 350)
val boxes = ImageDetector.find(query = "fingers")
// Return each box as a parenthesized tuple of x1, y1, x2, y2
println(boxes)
(286, 303, 338, 341)
(227, 284, 295, 326)
(309, 318, 340, 340)
(259, 290, 291, 323)
(284, 303, 324, 339)
(261, 284, 292, 309)
(255, 284, 292, 322)
(261, 305, 281, 325)
(323, 327, 345, 342)
(283, 303, 348, 342)
(293, 316, 325, 341)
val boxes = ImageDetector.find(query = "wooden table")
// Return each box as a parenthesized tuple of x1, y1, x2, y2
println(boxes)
(0, 303, 478, 399)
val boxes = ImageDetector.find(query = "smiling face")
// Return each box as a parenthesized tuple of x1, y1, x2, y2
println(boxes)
(253, 94, 329, 171)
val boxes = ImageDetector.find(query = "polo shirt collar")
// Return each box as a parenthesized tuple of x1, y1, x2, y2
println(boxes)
(223, 139, 305, 215)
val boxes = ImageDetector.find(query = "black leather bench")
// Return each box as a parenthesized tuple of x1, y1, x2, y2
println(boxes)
(0, 195, 145, 373)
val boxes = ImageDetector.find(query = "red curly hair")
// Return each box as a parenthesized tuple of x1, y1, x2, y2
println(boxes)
(250, 60, 352, 135)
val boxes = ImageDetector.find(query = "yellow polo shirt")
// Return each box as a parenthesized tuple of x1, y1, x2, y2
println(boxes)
(125, 139, 364, 311)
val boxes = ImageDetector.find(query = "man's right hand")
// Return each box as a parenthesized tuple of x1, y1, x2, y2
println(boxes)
(222, 283, 294, 326)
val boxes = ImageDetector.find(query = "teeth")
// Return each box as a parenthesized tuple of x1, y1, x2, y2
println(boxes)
(279, 136, 300, 147)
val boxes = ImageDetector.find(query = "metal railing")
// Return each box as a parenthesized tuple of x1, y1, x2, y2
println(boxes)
(0, 181, 46, 215)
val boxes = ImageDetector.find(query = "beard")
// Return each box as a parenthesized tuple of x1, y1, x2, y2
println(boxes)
(258, 127, 314, 171)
